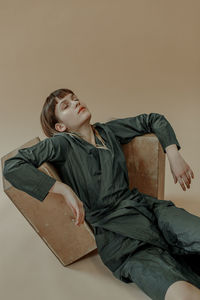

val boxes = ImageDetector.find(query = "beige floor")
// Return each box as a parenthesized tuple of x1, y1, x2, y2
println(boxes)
(0, 191, 199, 300)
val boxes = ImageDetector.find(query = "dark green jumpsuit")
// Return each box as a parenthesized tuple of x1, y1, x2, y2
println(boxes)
(3, 113, 200, 300)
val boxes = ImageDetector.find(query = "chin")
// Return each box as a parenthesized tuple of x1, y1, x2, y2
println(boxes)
(83, 109, 91, 117)
(83, 111, 92, 123)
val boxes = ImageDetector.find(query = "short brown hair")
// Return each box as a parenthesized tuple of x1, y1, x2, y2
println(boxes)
(40, 88, 74, 137)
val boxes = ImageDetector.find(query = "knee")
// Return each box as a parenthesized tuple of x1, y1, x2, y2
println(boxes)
(165, 280, 200, 300)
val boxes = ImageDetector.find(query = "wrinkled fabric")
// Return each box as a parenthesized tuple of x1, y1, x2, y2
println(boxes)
(117, 244, 200, 300)
(3, 113, 200, 300)
(110, 198, 200, 300)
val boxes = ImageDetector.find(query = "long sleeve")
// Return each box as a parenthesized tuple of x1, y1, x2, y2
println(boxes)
(104, 113, 181, 153)
(3, 135, 68, 202)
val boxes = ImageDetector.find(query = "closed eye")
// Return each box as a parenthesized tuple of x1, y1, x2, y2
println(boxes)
(62, 104, 68, 110)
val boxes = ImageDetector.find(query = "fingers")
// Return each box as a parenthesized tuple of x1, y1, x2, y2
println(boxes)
(80, 208, 85, 225)
(178, 168, 194, 191)
(68, 200, 85, 227)
(185, 172, 191, 184)
(189, 169, 194, 179)
(178, 175, 189, 191)
(172, 172, 177, 184)
(75, 203, 85, 226)
(79, 203, 85, 226)
(75, 207, 80, 225)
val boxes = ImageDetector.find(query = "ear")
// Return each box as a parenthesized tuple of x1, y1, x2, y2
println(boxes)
(55, 122, 67, 132)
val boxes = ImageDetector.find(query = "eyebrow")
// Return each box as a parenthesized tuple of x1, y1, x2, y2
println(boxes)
(57, 94, 74, 111)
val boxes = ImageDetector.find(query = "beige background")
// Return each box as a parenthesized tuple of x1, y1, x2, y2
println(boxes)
(0, 1, 200, 299)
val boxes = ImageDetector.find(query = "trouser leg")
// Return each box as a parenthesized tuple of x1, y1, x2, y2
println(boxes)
(116, 244, 200, 300)
(153, 201, 200, 255)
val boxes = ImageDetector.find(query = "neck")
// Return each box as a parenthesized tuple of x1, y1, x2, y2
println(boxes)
(72, 124, 96, 145)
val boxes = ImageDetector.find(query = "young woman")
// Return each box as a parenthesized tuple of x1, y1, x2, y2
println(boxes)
(3, 88, 200, 300)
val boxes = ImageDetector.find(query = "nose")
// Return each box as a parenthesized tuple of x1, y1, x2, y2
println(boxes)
(73, 99, 81, 111)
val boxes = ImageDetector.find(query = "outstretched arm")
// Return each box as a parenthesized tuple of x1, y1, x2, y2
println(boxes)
(165, 144, 194, 191)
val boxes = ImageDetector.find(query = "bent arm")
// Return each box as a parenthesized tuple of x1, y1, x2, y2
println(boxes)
(3, 136, 68, 202)
(104, 113, 181, 153)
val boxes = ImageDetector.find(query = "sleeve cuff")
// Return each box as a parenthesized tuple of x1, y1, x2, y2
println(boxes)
(32, 176, 57, 202)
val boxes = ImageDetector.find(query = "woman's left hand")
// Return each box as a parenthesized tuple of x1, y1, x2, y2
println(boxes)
(167, 152, 194, 191)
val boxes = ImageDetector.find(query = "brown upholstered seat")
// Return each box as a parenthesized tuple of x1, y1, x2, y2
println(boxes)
(1, 133, 165, 266)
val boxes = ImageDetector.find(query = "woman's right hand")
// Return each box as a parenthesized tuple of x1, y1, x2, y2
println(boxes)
(49, 181, 85, 226)
(63, 187, 85, 226)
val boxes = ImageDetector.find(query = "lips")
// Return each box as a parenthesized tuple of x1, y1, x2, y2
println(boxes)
(78, 106, 85, 113)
